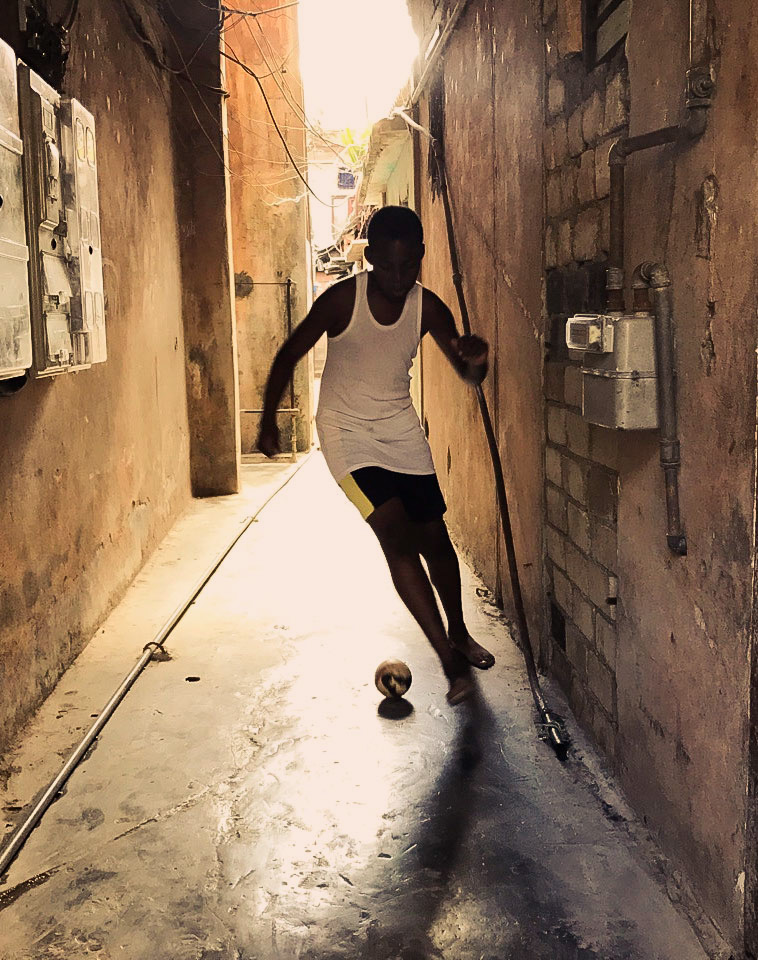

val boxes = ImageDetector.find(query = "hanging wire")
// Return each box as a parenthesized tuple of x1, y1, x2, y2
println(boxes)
(222, 1, 299, 15)
(240, 13, 349, 164)
(125, 0, 343, 206)
(160, 6, 334, 204)
(60, 0, 80, 30)
(166, 24, 316, 201)
(120, 0, 227, 94)
(219, 46, 332, 204)
(118, 2, 292, 203)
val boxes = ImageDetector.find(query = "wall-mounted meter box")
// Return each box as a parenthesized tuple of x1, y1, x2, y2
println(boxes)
(0, 39, 32, 380)
(566, 312, 658, 430)
(17, 63, 105, 377)
(60, 99, 106, 364)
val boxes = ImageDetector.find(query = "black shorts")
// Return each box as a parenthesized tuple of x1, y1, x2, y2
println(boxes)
(338, 467, 447, 523)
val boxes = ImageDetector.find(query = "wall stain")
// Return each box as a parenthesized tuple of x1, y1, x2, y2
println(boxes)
(22, 570, 40, 609)
(0, 869, 56, 912)
(700, 316, 716, 376)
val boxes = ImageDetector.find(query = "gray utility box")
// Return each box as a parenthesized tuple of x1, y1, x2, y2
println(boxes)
(566, 312, 658, 430)
(0, 38, 32, 380)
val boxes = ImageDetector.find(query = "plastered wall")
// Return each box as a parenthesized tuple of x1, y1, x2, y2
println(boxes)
(225, 7, 312, 455)
(0, 0, 241, 752)
(0, 0, 192, 750)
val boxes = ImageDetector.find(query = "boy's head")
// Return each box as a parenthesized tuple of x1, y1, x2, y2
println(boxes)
(365, 206, 425, 301)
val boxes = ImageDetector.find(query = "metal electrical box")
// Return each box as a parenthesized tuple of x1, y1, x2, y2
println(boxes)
(60, 98, 106, 364)
(0, 39, 32, 380)
(18, 63, 105, 377)
(566, 312, 659, 430)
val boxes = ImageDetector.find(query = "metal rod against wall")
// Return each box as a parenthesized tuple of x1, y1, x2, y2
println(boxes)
(0, 453, 315, 882)
(285, 278, 297, 463)
(400, 105, 567, 757)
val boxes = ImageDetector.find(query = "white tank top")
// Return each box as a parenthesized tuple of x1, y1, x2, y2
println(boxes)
(316, 271, 435, 482)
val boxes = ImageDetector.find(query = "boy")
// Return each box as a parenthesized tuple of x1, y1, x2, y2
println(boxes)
(257, 206, 494, 705)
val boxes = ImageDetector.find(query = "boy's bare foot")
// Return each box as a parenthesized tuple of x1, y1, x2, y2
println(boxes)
(446, 670, 475, 706)
(449, 631, 495, 670)
(444, 649, 475, 705)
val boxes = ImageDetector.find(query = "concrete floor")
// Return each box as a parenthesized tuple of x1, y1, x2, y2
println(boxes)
(0, 455, 712, 959)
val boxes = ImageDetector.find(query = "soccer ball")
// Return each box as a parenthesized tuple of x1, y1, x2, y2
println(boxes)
(375, 659, 412, 699)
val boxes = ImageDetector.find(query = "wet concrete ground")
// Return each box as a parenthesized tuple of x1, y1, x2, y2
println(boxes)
(0, 455, 711, 959)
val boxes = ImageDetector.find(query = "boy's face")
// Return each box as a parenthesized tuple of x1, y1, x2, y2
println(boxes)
(365, 238, 425, 302)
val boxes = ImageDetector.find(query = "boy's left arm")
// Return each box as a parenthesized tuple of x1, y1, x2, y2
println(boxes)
(421, 288, 489, 385)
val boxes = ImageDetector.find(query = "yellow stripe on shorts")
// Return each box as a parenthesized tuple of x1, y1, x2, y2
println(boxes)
(338, 473, 375, 520)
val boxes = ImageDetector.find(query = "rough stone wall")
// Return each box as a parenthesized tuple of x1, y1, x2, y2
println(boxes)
(0, 1, 195, 750)
(225, 7, 312, 455)
(616, 0, 756, 946)
(542, 7, 629, 762)
(544, 0, 758, 948)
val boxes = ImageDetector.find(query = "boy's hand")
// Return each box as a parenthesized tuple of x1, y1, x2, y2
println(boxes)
(258, 421, 280, 458)
(453, 335, 489, 367)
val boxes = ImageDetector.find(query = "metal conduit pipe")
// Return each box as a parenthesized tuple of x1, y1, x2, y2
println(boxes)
(607, 111, 707, 307)
(608, 133, 696, 554)
(0, 454, 314, 880)
(606, 0, 713, 305)
(605, 0, 713, 554)
(636, 262, 687, 556)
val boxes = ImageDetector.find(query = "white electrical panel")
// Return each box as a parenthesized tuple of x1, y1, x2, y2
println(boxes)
(0, 38, 32, 380)
(17, 62, 105, 378)
(61, 98, 106, 364)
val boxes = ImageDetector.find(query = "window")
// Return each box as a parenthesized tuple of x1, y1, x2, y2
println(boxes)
(337, 170, 354, 190)
(583, 0, 631, 68)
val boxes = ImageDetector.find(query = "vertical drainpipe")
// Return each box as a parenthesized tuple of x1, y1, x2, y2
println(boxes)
(633, 262, 687, 555)
(604, 0, 714, 554)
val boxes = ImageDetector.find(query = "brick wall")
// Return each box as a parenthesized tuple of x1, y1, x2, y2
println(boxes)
(542, 0, 629, 759)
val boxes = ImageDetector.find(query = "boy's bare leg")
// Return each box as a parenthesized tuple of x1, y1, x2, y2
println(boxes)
(367, 500, 474, 704)
(415, 519, 495, 670)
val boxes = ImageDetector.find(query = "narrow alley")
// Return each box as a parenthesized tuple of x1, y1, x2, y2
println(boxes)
(1, 457, 710, 959)
(1, 0, 757, 956)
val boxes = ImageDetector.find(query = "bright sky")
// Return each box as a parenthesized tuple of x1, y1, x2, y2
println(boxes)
(298, 0, 419, 130)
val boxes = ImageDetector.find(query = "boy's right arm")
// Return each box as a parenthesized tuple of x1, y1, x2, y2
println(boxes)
(258, 280, 350, 457)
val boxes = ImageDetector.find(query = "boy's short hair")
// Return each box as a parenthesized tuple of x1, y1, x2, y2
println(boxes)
(367, 206, 424, 247)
